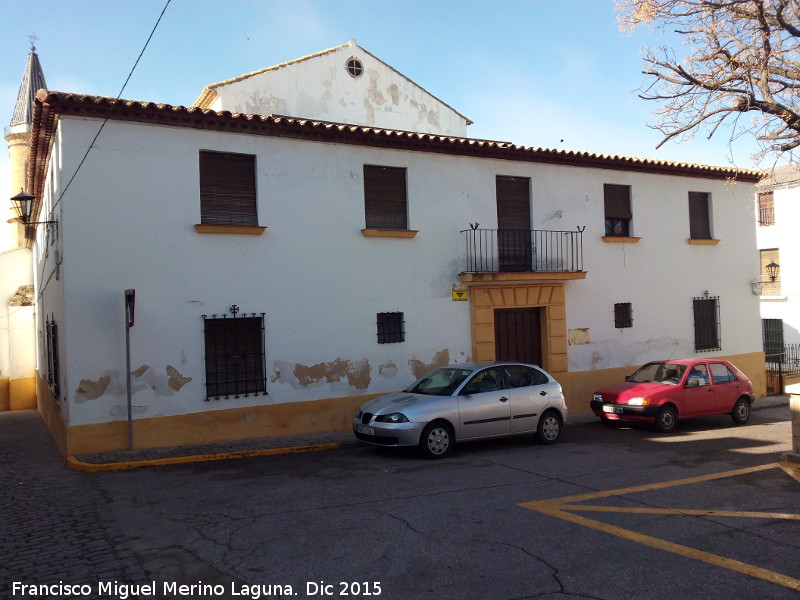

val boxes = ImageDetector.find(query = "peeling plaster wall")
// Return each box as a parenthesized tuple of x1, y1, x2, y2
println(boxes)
(212, 44, 468, 137)
(37, 116, 760, 431)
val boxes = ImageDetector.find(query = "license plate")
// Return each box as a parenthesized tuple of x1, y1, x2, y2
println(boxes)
(357, 425, 375, 435)
(603, 405, 623, 414)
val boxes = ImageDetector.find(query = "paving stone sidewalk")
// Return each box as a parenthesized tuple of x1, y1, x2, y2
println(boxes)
(71, 395, 789, 467)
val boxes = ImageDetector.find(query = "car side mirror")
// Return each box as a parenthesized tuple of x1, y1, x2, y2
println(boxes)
(462, 384, 480, 395)
(686, 379, 699, 388)
(625, 375, 634, 382)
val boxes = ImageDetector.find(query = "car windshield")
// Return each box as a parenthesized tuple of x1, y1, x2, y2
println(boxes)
(629, 362, 687, 385)
(405, 368, 474, 396)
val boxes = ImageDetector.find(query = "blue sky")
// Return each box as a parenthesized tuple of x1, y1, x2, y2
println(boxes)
(0, 0, 768, 202)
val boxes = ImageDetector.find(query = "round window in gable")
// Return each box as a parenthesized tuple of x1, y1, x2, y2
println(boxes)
(346, 57, 364, 78)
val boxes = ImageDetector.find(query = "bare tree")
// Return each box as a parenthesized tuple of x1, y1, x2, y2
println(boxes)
(617, 0, 800, 161)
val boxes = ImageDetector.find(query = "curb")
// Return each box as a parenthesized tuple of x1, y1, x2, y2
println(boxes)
(67, 442, 341, 472)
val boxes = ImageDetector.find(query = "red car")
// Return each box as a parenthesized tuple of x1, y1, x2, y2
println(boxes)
(590, 359, 755, 432)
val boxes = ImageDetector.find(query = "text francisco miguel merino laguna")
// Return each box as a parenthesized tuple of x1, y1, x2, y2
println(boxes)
(12, 580, 384, 598)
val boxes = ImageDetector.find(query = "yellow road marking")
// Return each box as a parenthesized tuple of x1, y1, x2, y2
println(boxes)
(519, 462, 800, 592)
(554, 504, 800, 520)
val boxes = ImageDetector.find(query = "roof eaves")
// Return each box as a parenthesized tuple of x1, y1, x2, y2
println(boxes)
(30, 90, 763, 187)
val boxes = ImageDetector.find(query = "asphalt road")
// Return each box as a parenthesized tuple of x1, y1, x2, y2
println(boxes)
(2, 402, 799, 600)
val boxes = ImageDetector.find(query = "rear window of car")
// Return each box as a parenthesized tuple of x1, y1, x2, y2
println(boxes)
(710, 363, 737, 384)
(504, 365, 549, 388)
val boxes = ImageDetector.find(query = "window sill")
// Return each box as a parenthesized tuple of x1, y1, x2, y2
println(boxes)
(688, 238, 720, 246)
(602, 236, 641, 244)
(195, 224, 267, 235)
(361, 229, 419, 238)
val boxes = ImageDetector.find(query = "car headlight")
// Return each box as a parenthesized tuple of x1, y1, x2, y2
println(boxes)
(375, 412, 409, 423)
(628, 397, 651, 406)
(593, 394, 603, 402)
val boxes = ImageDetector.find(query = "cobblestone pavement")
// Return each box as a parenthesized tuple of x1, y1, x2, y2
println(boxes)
(0, 411, 152, 600)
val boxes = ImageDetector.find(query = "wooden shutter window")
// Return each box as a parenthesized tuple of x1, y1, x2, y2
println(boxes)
(364, 165, 408, 230)
(200, 151, 257, 226)
(603, 184, 632, 220)
(496, 176, 531, 230)
(688, 192, 712, 239)
(758, 192, 775, 226)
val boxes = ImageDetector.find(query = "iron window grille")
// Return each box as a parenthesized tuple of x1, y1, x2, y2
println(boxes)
(203, 306, 267, 400)
(614, 302, 633, 329)
(377, 312, 405, 344)
(45, 315, 60, 397)
(693, 292, 721, 352)
(758, 192, 775, 226)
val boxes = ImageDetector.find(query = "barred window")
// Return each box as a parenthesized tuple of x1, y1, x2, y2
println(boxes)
(377, 312, 405, 344)
(45, 316, 60, 396)
(693, 294, 721, 352)
(758, 192, 775, 226)
(614, 302, 633, 329)
(203, 307, 266, 400)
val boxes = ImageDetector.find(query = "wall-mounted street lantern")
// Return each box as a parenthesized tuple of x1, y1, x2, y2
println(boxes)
(10, 190, 57, 228)
(751, 261, 781, 295)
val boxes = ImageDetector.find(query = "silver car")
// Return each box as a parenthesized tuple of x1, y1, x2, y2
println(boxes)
(353, 362, 568, 458)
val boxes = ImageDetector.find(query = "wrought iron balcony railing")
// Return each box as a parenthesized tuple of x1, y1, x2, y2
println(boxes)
(461, 227, 585, 273)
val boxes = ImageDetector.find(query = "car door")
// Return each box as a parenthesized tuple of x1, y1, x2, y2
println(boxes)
(681, 363, 716, 417)
(708, 362, 742, 413)
(504, 365, 554, 434)
(456, 367, 511, 439)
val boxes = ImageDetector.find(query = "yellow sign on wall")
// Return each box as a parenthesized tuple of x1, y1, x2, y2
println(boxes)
(452, 288, 469, 301)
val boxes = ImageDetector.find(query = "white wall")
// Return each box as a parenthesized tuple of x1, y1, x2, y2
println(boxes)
(0, 247, 34, 381)
(40, 116, 760, 427)
(757, 185, 800, 342)
(208, 44, 469, 137)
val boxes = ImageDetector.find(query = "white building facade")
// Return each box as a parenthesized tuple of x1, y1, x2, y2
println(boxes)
(22, 44, 765, 456)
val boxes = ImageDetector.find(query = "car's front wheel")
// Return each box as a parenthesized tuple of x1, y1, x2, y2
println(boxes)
(419, 422, 454, 459)
(536, 410, 562, 444)
(731, 397, 751, 425)
(655, 405, 678, 433)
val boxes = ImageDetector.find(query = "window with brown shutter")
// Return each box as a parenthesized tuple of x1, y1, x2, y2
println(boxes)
(758, 192, 775, 226)
(688, 192, 712, 239)
(364, 165, 408, 230)
(604, 184, 632, 237)
(199, 151, 258, 226)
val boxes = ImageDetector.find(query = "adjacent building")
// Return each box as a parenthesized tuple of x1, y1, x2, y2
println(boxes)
(12, 42, 765, 456)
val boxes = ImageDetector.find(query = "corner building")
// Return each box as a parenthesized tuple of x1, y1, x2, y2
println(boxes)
(18, 42, 764, 455)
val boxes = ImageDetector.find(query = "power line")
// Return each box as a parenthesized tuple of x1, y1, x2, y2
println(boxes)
(48, 0, 172, 216)
(38, 0, 172, 296)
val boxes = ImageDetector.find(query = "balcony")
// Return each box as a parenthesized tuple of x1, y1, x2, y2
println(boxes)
(460, 227, 586, 282)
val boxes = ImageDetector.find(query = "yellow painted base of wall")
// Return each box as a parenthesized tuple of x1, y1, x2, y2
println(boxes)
(39, 352, 767, 458)
(0, 377, 37, 411)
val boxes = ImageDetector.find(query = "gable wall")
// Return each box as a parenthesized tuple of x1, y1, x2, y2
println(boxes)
(209, 46, 469, 136)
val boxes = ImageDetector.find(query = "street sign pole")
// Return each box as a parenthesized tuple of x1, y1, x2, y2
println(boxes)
(124, 289, 136, 450)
